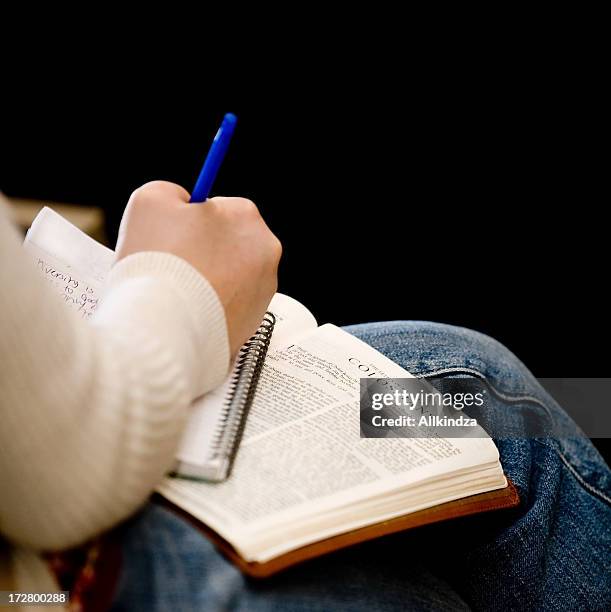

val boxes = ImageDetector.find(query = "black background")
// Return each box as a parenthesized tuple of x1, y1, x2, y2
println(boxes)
(3, 50, 607, 386)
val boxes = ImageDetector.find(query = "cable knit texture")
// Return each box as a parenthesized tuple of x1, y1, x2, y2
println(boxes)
(0, 197, 230, 592)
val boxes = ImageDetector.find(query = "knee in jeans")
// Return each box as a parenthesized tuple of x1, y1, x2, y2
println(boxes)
(345, 320, 529, 381)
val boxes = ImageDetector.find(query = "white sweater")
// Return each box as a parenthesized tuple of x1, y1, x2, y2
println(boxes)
(0, 198, 230, 595)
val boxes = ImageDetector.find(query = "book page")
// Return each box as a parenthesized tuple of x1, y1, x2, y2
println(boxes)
(23, 207, 114, 319)
(267, 292, 317, 349)
(175, 292, 319, 468)
(159, 324, 501, 546)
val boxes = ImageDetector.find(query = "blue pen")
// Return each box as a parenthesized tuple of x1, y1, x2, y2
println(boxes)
(190, 113, 238, 203)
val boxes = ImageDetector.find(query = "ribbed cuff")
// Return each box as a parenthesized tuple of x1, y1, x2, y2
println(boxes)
(108, 252, 230, 395)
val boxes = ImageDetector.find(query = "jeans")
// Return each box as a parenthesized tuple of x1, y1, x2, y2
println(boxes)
(110, 322, 611, 611)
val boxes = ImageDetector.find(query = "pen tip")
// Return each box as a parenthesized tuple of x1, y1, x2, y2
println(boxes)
(224, 113, 238, 125)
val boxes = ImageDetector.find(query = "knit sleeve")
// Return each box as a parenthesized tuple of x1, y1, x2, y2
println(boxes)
(0, 202, 229, 550)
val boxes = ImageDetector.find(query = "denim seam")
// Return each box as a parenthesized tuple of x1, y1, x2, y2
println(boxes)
(418, 366, 555, 421)
(534, 440, 611, 506)
(418, 367, 611, 505)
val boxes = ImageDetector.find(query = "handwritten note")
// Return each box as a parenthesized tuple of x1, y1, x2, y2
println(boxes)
(33, 252, 101, 319)
(23, 207, 114, 320)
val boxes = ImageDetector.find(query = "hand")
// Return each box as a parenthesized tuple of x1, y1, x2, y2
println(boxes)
(115, 181, 282, 355)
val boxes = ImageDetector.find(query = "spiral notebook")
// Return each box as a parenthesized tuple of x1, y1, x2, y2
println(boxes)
(23, 206, 277, 483)
(173, 312, 276, 482)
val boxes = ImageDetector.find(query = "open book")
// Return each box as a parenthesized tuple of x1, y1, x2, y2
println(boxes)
(24, 207, 518, 577)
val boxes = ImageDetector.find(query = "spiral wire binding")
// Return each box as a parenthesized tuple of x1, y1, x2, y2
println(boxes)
(209, 312, 276, 478)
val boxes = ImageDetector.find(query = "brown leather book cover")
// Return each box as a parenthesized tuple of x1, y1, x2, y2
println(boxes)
(154, 479, 519, 579)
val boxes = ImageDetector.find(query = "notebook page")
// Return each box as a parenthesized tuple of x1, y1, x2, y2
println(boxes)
(23, 207, 114, 319)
